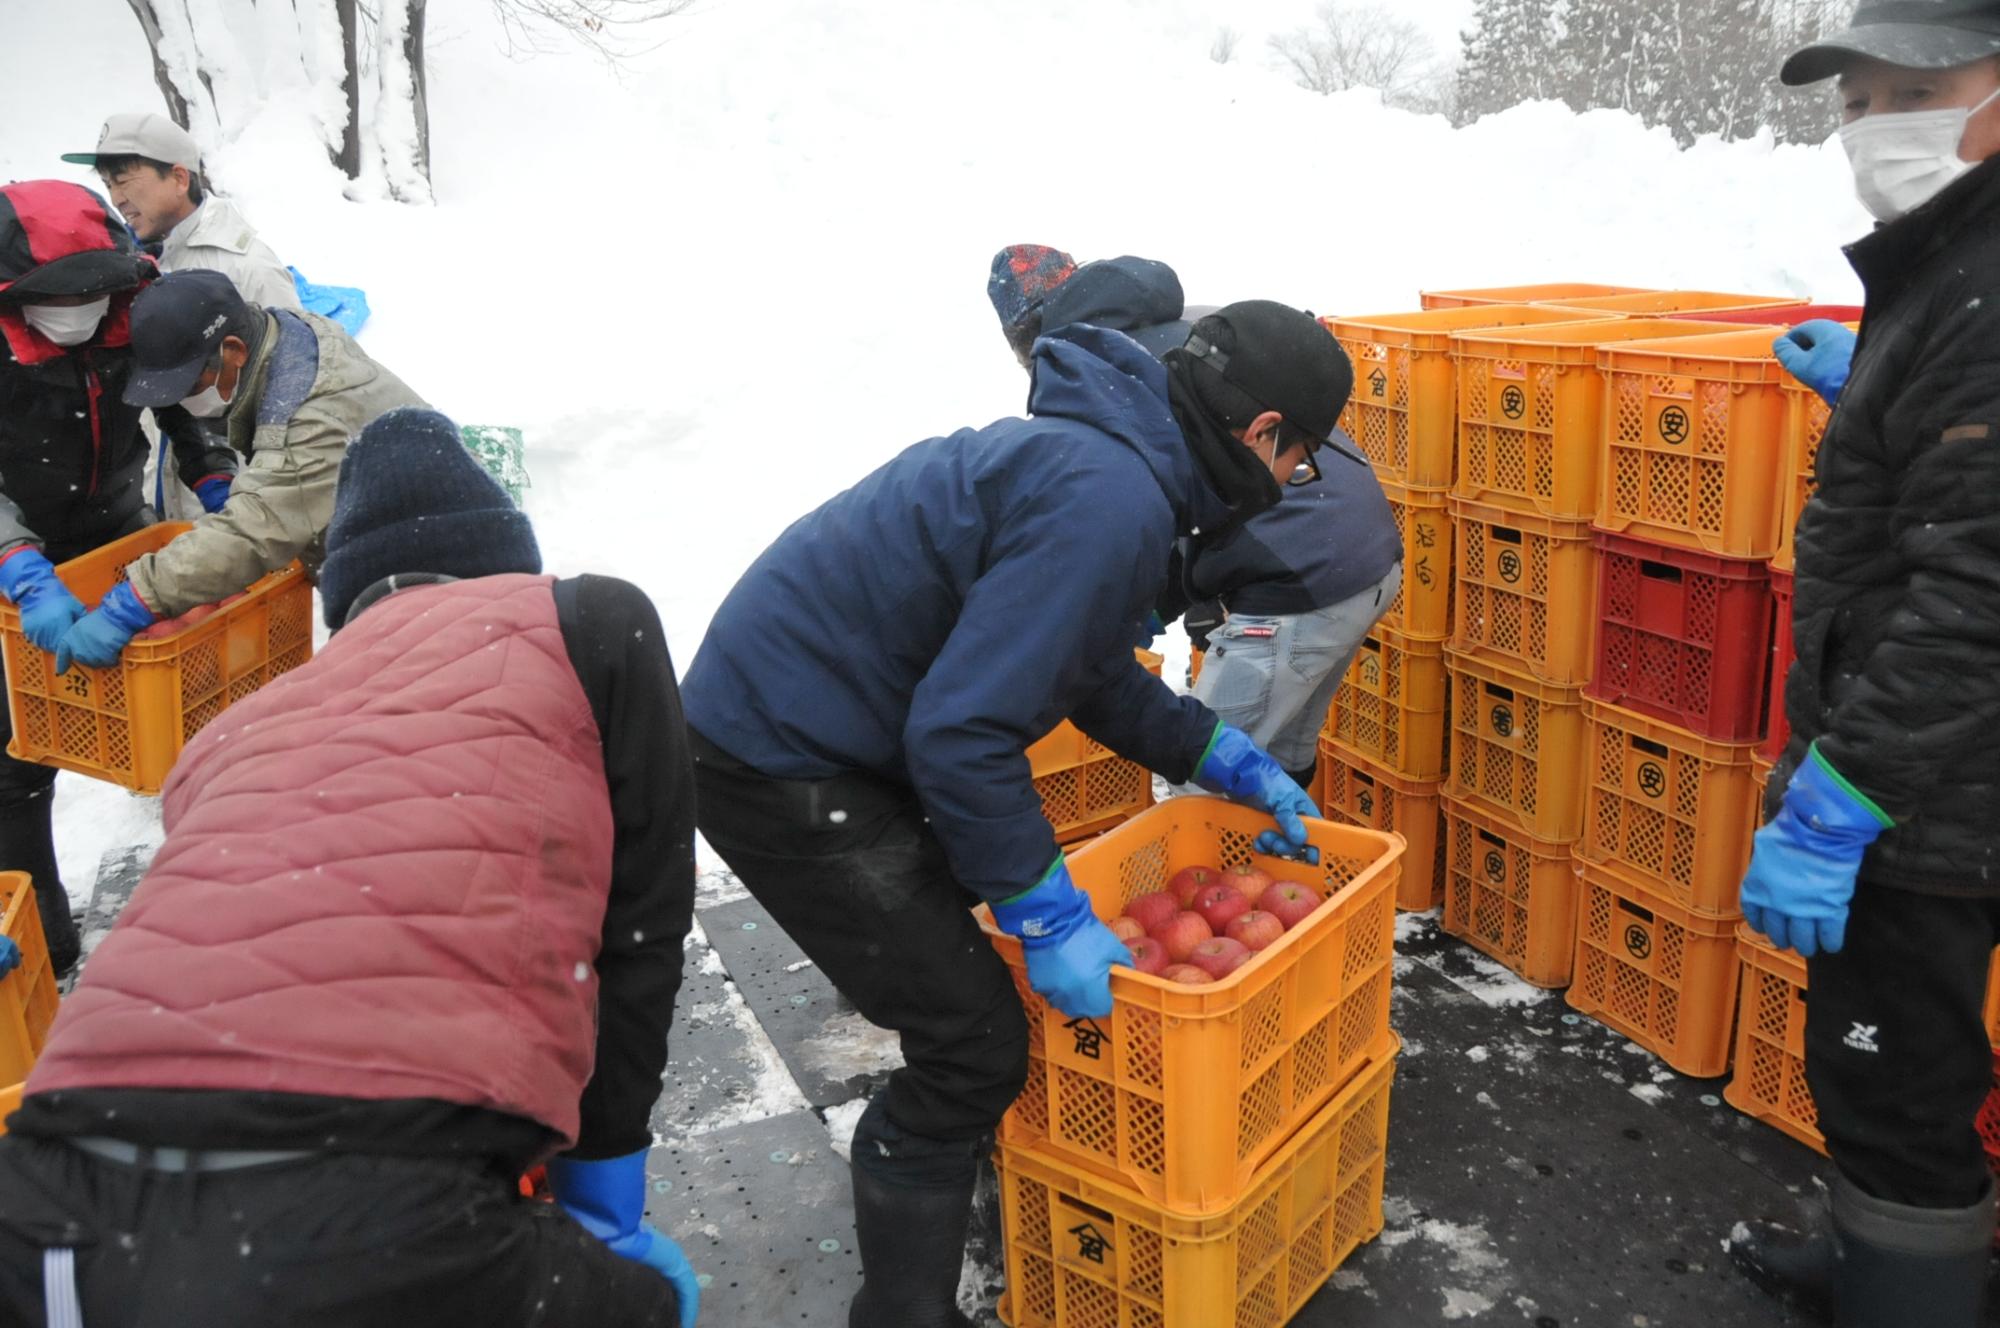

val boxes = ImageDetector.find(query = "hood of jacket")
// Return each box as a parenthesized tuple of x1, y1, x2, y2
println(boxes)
(1039, 255, 1191, 357)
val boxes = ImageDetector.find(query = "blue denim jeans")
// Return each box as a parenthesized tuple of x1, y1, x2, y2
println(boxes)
(1192, 564, 1402, 772)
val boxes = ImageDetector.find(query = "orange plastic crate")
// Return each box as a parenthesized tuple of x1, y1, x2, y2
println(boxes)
(981, 798, 1401, 1215)
(1597, 328, 1794, 559)
(1987, 950, 2000, 1048)
(995, 1045, 1395, 1328)
(1378, 481, 1452, 640)
(1724, 925, 1823, 1153)
(1445, 651, 1588, 843)
(0, 524, 314, 796)
(1323, 306, 1607, 488)
(1578, 698, 1761, 918)
(1568, 862, 1740, 1076)
(1750, 752, 1774, 819)
(1441, 796, 1580, 988)
(1543, 290, 1807, 317)
(0, 872, 57, 1093)
(1031, 650, 1160, 844)
(1774, 380, 1831, 575)
(1452, 318, 1741, 519)
(1316, 740, 1445, 911)
(1323, 627, 1447, 781)
(0, 1081, 18, 1137)
(1449, 498, 1598, 685)
(1420, 282, 1656, 311)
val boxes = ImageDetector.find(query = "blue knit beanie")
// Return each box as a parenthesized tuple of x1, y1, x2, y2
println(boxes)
(986, 244, 1076, 332)
(318, 406, 541, 628)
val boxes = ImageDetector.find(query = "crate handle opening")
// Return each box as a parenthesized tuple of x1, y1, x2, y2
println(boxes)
(1638, 561, 1684, 583)
(1631, 736, 1671, 760)
(1483, 682, 1516, 703)
(1615, 898, 1656, 926)
(1491, 527, 1524, 546)
(1476, 829, 1505, 850)
(1258, 841, 1323, 868)
(1055, 1193, 1116, 1225)
(1360, 638, 1383, 656)
(1353, 771, 1378, 790)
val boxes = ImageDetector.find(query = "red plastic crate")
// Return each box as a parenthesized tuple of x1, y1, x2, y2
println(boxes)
(1585, 533, 1775, 742)
(1760, 569, 1795, 764)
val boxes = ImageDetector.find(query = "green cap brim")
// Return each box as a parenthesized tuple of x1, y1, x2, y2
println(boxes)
(59, 153, 101, 166)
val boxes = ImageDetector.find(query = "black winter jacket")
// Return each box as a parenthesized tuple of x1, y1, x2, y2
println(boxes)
(1778, 154, 2000, 896)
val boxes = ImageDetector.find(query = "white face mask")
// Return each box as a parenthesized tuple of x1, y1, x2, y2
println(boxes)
(179, 366, 233, 419)
(1841, 87, 2000, 222)
(21, 297, 109, 347)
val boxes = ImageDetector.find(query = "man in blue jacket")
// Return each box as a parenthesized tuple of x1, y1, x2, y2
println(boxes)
(682, 300, 1340, 1327)
(1009, 253, 1402, 791)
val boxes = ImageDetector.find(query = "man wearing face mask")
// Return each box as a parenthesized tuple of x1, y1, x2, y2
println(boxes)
(1725, 5, 2000, 1325)
(0, 181, 238, 975)
(682, 300, 1336, 1327)
(51, 268, 424, 674)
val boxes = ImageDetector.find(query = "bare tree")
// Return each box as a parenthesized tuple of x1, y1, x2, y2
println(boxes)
(1268, 2, 1439, 109)
(492, 0, 699, 62)
(1210, 25, 1241, 65)
(120, 0, 698, 203)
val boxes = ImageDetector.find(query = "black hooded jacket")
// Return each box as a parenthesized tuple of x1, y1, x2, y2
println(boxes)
(1778, 154, 2000, 895)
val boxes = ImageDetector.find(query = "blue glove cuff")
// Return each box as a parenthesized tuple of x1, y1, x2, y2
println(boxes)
(97, 582, 156, 632)
(1787, 744, 1894, 840)
(990, 858, 1092, 948)
(193, 476, 232, 513)
(0, 549, 55, 603)
(1193, 723, 1252, 796)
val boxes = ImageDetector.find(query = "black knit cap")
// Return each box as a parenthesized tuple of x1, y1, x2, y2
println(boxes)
(318, 407, 541, 628)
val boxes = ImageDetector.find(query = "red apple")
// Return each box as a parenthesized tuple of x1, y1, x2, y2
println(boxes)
(1122, 891, 1179, 934)
(1188, 936, 1252, 979)
(1108, 916, 1146, 944)
(1192, 883, 1250, 933)
(1160, 963, 1214, 985)
(1224, 863, 1276, 905)
(1123, 937, 1168, 976)
(1148, 910, 1213, 963)
(1263, 882, 1326, 932)
(1226, 910, 1286, 952)
(1167, 865, 1222, 908)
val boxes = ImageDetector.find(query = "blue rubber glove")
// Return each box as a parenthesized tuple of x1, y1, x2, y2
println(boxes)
(1740, 744, 1893, 958)
(193, 475, 232, 514)
(0, 934, 18, 978)
(990, 857, 1129, 1018)
(1193, 723, 1320, 854)
(54, 581, 154, 675)
(0, 549, 86, 654)
(1771, 320, 1855, 407)
(547, 1151, 700, 1328)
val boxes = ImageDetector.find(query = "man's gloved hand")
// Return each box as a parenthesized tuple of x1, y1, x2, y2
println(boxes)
(1193, 723, 1320, 854)
(1741, 744, 1893, 958)
(54, 582, 154, 675)
(990, 858, 1129, 1018)
(193, 475, 232, 514)
(547, 1151, 700, 1328)
(0, 934, 19, 978)
(0, 549, 86, 654)
(1772, 320, 1856, 408)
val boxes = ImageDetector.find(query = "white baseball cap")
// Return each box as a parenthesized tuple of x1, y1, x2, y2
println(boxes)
(61, 112, 201, 173)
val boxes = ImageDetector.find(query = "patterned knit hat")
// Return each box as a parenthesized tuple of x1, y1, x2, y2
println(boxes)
(986, 244, 1077, 332)
(319, 407, 541, 628)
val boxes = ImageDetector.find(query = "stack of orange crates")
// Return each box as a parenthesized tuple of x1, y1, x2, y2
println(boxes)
(1564, 318, 1815, 1078)
(982, 799, 1405, 1327)
(0, 872, 58, 1137)
(1317, 305, 1606, 912)
(1029, 649, 1163, 846)
(1437, 315, 1732, 990)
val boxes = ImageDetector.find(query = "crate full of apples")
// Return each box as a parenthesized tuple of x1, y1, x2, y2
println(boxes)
(980, 796, 1403, 1214)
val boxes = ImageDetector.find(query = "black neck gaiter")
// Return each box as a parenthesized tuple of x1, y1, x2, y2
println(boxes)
(1163, 348, 1282, 538)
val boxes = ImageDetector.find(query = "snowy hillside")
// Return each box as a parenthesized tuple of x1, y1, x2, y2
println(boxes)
(6, 0, 1867, 893)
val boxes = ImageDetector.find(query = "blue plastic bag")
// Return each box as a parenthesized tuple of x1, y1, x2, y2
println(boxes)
(288, 267, 370, 335)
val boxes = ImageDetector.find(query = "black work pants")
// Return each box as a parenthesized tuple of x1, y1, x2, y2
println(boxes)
(0, 1136, 680, 1327)
(690, 732, 1029, 1176)
(1806, 881, 2000, 1209)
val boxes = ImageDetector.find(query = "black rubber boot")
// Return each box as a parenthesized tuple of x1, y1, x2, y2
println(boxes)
(846, 1107, 978, 1328)
(1830, 1173, 1996, 1328)
(1727, 1216, 1836, 1322)
(0, 789, 79, 975)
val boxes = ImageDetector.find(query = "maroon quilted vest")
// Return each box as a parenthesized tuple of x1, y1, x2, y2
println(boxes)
(26, 575, 615, 1146)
